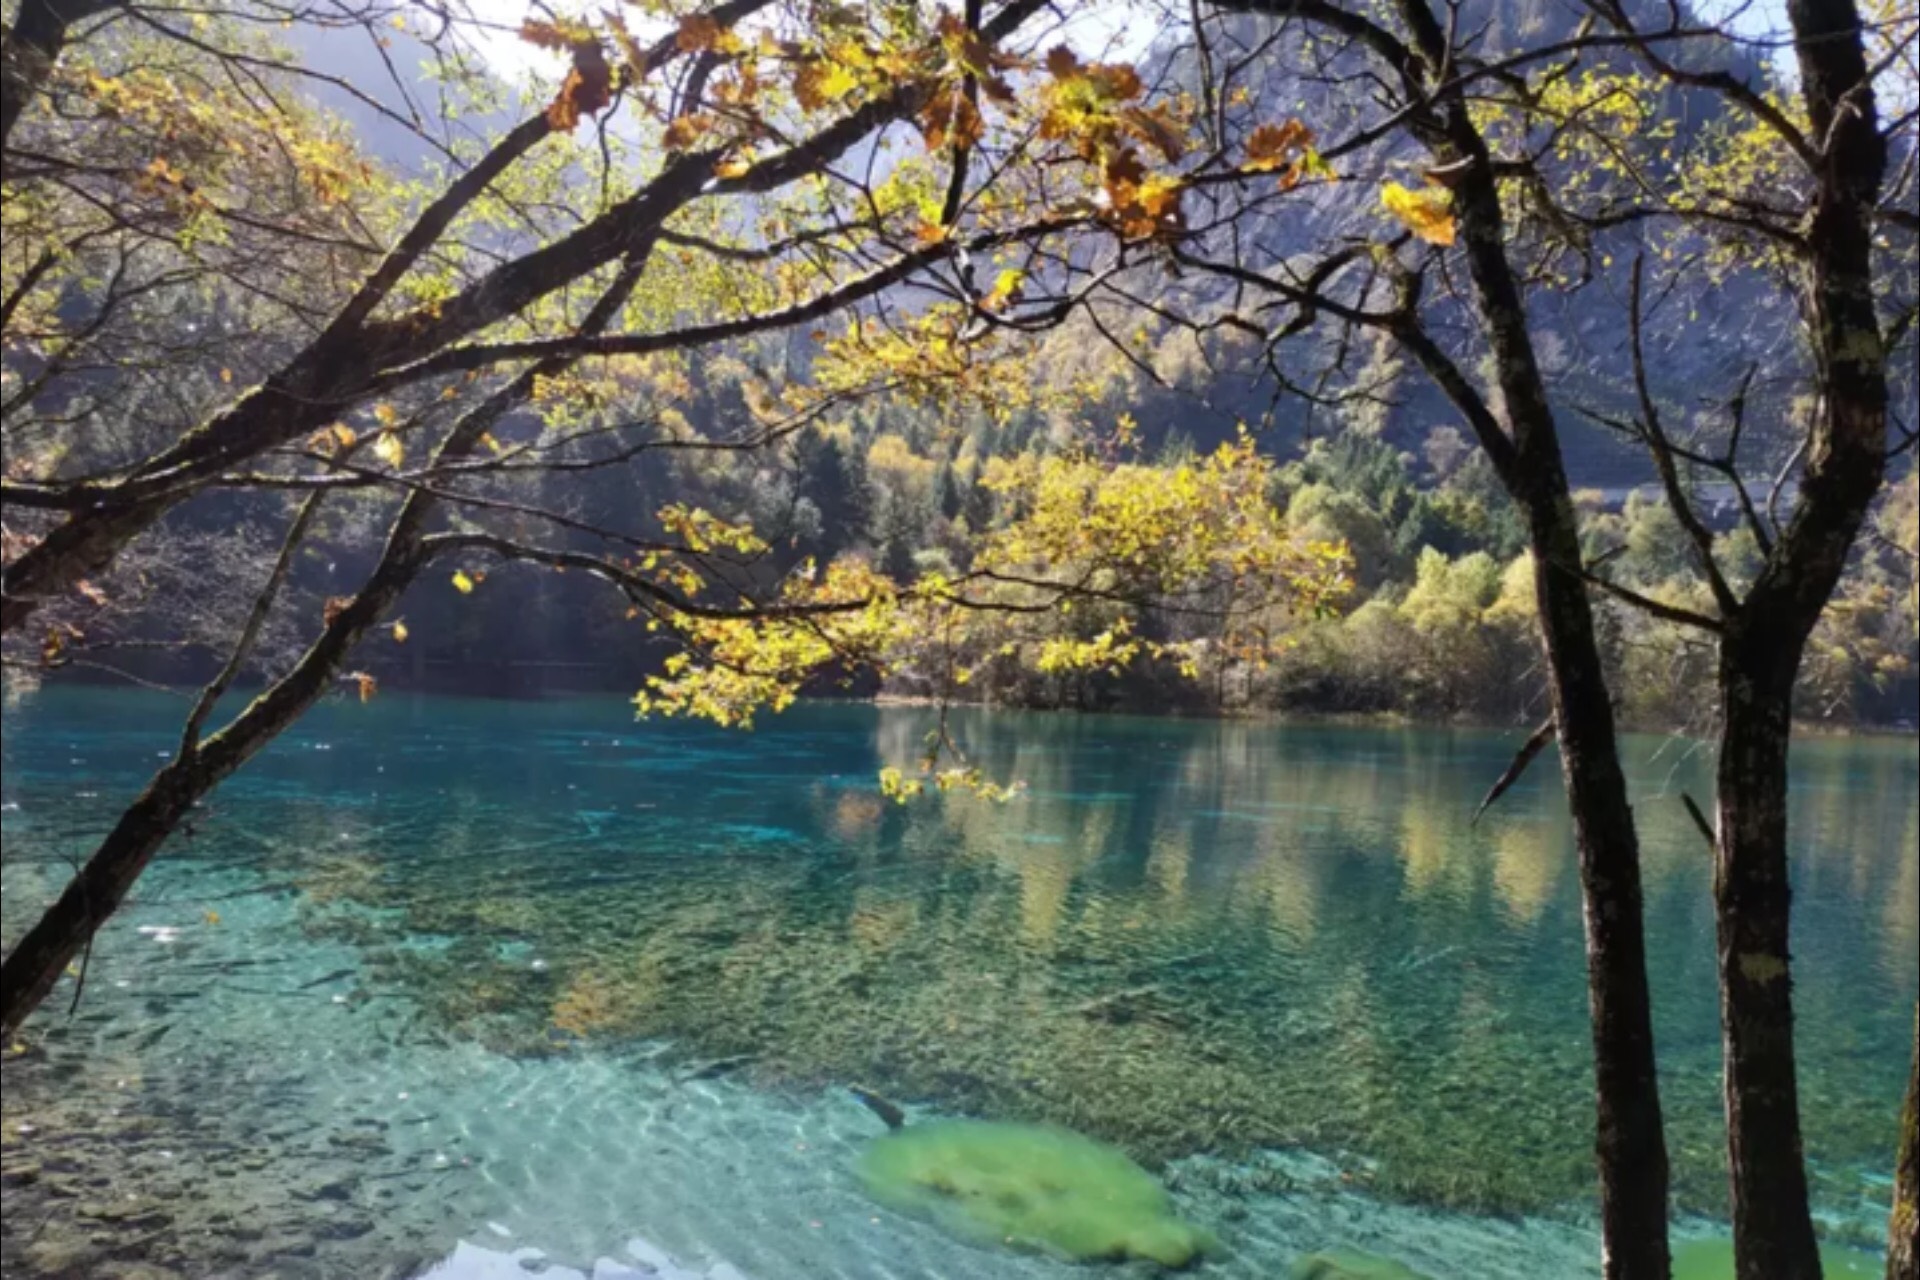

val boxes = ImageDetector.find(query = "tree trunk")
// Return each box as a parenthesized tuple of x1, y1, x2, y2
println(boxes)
(0, 553, 419, 1040)
(1441, 77, 1673, 1276)
(1890, 1000, 1919, 1280)
(0, 759, 203, 1036)
(1530, 510, 1672, 1280)
(0, 0, 111, 147)
(1715, 637, 1821, 1280)
(1711, 0, 1890, 1270)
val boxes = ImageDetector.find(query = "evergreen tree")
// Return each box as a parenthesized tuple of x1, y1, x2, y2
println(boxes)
(792, 430, 871, 564)
(934, 463, 964, 522)
(880, 536, 918, 585)
(961, 469, 996, 539)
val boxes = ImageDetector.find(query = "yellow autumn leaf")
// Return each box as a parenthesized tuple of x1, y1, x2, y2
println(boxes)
(676, 14, 722, 51)
(373, 403, 399, 427)
(984, 268, 1025, 310)
(392, 620, 409, 643)
(451, 570, 475, 594)
(1380, 181, 1456, 246)
(373, 431, 404, 468)
(329, 423, 357, 450)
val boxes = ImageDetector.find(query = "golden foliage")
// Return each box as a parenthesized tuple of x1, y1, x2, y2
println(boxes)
(1380, 182, 1456, 245)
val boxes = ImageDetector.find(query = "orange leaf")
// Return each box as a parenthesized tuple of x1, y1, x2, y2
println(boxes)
(917, 88, 983, 152)
(662, 112, 715, 151)
(676, 14, 721, 52)
(603, 8, 648, 78)
(547, 41, 613, 132)
(519, 19, 579, 51)
(1089, 63, 1143, 102)
(1120, 105, 1185, 162)
(1243, 120, 1312, 174)
(1104, 147, 1147, 191)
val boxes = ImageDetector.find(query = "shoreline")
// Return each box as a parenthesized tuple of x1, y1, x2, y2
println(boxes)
(870, 689, 1920, 740)
(21, 670, 1916, 739)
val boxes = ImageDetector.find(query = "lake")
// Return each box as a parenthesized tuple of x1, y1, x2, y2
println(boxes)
(1, 687, 1912, 1278)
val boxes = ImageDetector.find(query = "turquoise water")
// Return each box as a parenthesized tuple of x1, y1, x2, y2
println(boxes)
(0, 686, 1912, 1278)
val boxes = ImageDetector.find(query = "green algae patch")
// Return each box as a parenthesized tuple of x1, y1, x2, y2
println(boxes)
(1290, 1248, 1434, 1279)
(854, 1119, 1212, 1266)
(1671, 1238, 1882, 1279)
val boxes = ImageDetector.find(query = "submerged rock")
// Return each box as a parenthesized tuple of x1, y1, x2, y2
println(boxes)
(1290, 1248, 1434, 1280)
(854, 1118, 1212, 1267)
(1670, 1238, 1882, 1279)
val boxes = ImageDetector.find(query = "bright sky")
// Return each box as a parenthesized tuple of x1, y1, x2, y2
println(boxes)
(448, 0, 1163, 90)
(442, 0, 1803, 107)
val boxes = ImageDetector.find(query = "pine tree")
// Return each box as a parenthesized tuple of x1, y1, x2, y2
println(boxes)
(792, 430, 871, 564)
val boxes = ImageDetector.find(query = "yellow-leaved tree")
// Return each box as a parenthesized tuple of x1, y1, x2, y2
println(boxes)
(629, 430, 1352, 797)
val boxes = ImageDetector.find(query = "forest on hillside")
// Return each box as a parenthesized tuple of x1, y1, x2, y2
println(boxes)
(4, 2, 1913, 730)
(16, 332, 1914, 729)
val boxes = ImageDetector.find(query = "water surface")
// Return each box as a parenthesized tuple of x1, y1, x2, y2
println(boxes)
(1, 688, 1912, 1278)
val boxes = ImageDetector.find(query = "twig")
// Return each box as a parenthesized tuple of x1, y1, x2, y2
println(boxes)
(1681, 792, 1716, 848)
(1471, 719, 1556, 825)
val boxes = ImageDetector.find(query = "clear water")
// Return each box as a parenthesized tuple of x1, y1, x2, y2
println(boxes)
(1, 687, 1912, 1279)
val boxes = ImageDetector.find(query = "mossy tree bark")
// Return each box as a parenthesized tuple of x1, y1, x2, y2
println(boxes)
(1888, 1001, 1918, 1280)
(1448, 129, 1672, 1280)
(0, 0, 116, 146)
(1708, 0, 1890, 1270)
(1713, 646, 1821, 1279)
